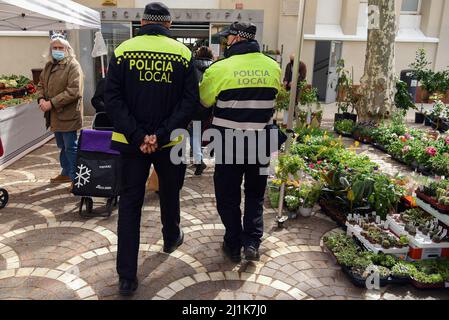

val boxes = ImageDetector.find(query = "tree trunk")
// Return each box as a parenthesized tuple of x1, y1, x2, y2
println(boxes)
(356, 0, 397, 123)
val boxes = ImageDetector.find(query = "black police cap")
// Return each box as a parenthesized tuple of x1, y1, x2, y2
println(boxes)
(218, 22, 257, 40)
(142, 2, 171, 22)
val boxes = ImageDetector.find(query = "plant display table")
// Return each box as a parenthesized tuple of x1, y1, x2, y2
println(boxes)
(0, 101, 53, 170)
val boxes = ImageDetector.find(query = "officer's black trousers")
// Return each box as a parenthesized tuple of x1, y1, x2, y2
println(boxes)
(214, 164, 268, 250)
(117, 149, 186, 280)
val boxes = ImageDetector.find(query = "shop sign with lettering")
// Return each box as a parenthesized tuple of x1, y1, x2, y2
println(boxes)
(99, 8, 263, 23)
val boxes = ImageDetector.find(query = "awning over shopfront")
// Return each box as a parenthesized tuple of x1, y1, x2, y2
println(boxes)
(0, 0, 100, 31)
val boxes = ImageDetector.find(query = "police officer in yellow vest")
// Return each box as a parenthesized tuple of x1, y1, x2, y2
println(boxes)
(104, 2, 198, 296)
(200, 22, 281, 263)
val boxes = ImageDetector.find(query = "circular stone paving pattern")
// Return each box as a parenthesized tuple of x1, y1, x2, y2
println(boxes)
(0, 129, 448, 300)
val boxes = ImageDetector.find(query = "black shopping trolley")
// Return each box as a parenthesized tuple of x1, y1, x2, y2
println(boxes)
(72, 112, 120, 217)
(0, 136, 8, 209)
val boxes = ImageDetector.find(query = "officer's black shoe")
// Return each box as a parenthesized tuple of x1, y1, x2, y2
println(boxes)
(244, 246, 260, 262)
(163, 229, 184, 254)
(119, 278, 138, 297)
(222, 242, 242, 263)
(194, 162, 207, 176)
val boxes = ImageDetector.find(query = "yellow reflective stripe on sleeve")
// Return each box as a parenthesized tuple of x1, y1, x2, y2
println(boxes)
(111, 132, 184, 149)
(161, 135, 184, 149)
(112, 132, 129, 144)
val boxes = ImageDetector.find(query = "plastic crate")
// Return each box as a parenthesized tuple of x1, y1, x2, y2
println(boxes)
(386, 215, 449, 260)
(416, 198, 449, 227)
(346, 223, 409, 259)
(408, 246, 449, 260)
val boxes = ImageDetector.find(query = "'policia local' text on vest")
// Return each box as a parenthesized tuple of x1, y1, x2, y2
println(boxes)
(106, 24, 195, 153)
(200, 47, 281, 131)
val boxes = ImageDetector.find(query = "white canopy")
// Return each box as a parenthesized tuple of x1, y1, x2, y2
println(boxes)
(0, 0, 100, 31)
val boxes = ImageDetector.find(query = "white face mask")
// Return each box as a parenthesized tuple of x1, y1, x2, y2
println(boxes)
(52, 50, 65, 61)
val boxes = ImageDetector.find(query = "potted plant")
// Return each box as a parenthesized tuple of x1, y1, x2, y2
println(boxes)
(395, 80, 416, 117)
(275, 87, 290, 126)
(275, 154, 306, 182)
(297, 81, 322, 128)
(352, 122, 376, 143)
(429, 100, 446, 130)
(410, 49, 449, 103)
(334, 119, 355, 136)
(368, 174, 404, 220)
(415, 105, 426, 124)
(336, 59, 358, 123)
(297, 181, 322, 217)
(268, 180, 282, 209)
(285, 194, 300, 219)
(411, 271, 445, 289)
(391, 261, 416, 283)
(429, 154, 449, 177)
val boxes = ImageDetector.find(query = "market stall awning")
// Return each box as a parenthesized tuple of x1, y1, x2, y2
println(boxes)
(0, 0, 100, 31)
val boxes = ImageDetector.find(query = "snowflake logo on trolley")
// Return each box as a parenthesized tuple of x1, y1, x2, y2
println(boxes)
(75, 164, 91, 188)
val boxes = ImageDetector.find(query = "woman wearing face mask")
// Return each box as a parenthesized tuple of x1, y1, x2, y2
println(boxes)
(37, 34, 84, 189)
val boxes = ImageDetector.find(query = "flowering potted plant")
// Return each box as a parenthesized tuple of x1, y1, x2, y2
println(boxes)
(297, 180, 322, 217)
(297, 81, 322, 128)
(275, 87, 290, 126)
(284, 193, 300, 219)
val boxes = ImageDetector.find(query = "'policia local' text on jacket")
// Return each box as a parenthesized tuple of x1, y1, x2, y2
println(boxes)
(104, 24, 199, 152)
(199, 40, 281, 131)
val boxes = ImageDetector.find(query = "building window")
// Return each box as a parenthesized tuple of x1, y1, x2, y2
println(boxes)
(401, 0, 421, 14)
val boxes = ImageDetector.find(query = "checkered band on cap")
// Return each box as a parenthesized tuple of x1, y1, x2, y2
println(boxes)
(51, 33, 66, 41)
(238, 31, 255, 40)
(142, 13, 171, 22)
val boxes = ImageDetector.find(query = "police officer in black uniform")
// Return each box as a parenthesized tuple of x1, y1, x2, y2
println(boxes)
(200, 23, 281, 263)
(105, 2, 198, 296)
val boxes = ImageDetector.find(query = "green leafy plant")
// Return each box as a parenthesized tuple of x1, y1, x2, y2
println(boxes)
(334, 119, 355, 135)
(298, 80, 318, 106)
(395, 80, 416, 113)
(391, 261, 417, 278)
(412, 271, 444, 284)
(268, 180, 281, 208)
(275, 154, 306, 181)
(297, 181, 322, 208)
(0, 74, 31, 88)
(401, 208, 433, 226)
(410, 49, 449, 96)
(368, 174, 404, 220)
(335, 59, 360, 114)
(431, 100, 446, 119)
(429, 154, 449, 176)
(275, 87, 290, 111)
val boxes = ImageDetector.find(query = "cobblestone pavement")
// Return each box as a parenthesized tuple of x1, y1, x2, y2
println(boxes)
(0, 115, 448, 300)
